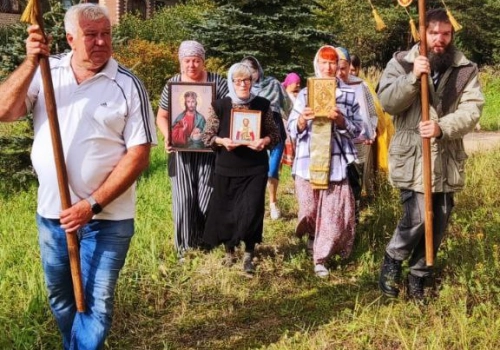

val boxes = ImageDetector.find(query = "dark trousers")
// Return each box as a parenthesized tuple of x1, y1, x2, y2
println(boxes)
(386, 190, 454, 277)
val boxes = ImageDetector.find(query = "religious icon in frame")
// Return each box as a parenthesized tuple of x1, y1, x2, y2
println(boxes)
(230, 109, 262, 145)
(168, 82, 215, 152)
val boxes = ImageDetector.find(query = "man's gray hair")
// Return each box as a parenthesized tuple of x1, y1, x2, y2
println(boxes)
(64, 3, 110, 36)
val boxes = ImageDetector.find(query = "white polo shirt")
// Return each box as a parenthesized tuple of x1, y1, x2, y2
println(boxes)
(27, 52, 157, 220)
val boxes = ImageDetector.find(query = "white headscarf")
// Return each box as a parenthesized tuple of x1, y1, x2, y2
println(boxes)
(313, 45, 338, 78)
(227, 63, 256, 105)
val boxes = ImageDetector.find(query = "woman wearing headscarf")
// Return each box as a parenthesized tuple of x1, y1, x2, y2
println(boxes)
(336, 47, 378, 223)
(241, 56, 288, 220)
(287, 45, 364, 277)
(156, 40, 229, 260)
(281, 72, 302, 167)
(282, 72, 302, 104)
(202, 63, 280, 274)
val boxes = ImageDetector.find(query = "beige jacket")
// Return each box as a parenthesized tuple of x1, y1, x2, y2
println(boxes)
(378, 44, 484, 193)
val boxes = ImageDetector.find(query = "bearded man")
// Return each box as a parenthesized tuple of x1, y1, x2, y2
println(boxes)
(377, 8, 484, 300)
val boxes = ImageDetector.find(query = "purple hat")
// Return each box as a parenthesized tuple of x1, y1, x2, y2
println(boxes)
(282, 72, 301, 88)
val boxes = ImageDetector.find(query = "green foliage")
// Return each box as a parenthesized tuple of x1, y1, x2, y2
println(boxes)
(0, 136, 36, 196)
(193, 0, 336, 79)
(316, 0, 412, 69)
(0, 0, 69, 79)
(113, 39, 179, 110)
(0, 121, 36, 196)
(479, 66, 500, 131)
(450, 0, 500, 66)
(109, 0, 500, 80)
(113, 0, 215, 44)
(316, 0, 500, 68)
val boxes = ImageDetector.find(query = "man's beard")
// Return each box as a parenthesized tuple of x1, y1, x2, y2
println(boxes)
(429, 45, 456, 74)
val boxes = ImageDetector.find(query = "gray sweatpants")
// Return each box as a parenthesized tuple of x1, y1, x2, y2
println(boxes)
(386, 190, 454, 277)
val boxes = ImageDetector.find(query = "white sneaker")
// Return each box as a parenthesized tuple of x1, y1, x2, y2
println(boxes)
(270, 203, 281, 220)
(314, 264, 329, 278)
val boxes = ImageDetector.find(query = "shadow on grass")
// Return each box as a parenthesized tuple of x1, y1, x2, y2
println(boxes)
(108, 233, 385, 350)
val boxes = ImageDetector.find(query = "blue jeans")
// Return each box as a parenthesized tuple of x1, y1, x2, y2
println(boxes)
(37, 214, 134, 350)
(268, 141, 285, 179)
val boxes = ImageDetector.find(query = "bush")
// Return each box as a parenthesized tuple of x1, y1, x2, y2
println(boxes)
(0, 0, 69, 79)
(0, 129, 36, 197)
(479, 66, 500, 131)
(113, 39, 179, 110)
(113, 0, 214, 44)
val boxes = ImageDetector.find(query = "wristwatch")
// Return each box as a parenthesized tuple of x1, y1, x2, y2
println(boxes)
(86, 196, 102, 215)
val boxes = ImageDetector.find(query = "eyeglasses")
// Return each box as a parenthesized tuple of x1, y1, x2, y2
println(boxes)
(232, 78, 252, 85)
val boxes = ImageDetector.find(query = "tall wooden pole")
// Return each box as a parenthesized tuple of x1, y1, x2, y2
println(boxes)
(27, 0, 86, 311)
(418, 0, 434, 267)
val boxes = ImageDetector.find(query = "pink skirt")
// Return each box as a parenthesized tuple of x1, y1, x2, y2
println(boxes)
(294, 176, 356, 264)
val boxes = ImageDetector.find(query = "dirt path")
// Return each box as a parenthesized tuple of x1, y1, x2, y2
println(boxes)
(463, 131, 500, 154)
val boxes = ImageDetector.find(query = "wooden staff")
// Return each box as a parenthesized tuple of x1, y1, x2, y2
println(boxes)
(21, 0, 86, 311)
(418, 0, 434, 267)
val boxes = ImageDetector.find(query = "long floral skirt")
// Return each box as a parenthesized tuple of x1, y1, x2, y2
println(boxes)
(294, 176, 356, 264)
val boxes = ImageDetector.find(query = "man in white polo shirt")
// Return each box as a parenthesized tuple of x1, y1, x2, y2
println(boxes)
(0, 4, 156, 349)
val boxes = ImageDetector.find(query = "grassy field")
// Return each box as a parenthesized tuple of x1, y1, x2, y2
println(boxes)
(1, 68, 499, 349)
(479, 66, 500, 130)
(2, 140, 500, 349)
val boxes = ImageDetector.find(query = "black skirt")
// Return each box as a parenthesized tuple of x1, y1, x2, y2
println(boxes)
(203, 172, 267, 249)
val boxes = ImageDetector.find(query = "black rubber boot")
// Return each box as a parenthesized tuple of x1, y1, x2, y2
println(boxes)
(379, 253, 402, 298)
(407, 273, 425, 301)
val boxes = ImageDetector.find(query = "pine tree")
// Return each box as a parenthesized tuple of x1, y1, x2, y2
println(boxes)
(193, 0, 336, 79)
(0, 0, 69, 78)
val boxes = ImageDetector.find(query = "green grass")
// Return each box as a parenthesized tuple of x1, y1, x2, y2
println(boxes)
(2, 142, 500, 349)
(479, 66, 500, 131)
(1, 67, 499, 349)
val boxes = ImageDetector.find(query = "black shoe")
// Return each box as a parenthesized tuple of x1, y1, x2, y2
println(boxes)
(379, 253, 402, 298)
(243, 252, 255, 274)
(407, 273, 425, 301)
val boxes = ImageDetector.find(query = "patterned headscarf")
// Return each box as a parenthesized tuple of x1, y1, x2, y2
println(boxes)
(178, 40, 206, 61)
(227, 63, 256, 105)
(241, 56, 287, 115)
(335, 47, 351, 62)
